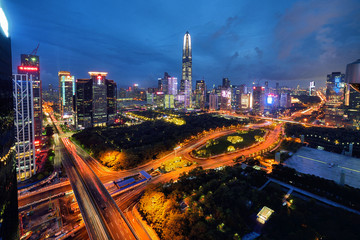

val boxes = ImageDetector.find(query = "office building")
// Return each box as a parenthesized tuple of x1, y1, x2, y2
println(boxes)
(241, 93, 252, 110)
(181, 31, 192, 107)
(252, 86, 265, 114)
(75, 72, 116, 129)
(326, 72, 345, 102)
(58, 71, 75, 121)
(164, 94, 175, 109)
(195, 80, 206, 109)
(0, 5, 19, 238)
(345, 59, 360, 128)
(106, 79, 117, 124)
(168, 77, 178, 95)
(222, 78, 230, 88)
(209, 92, 218, 110)
(158, 72, 170, 94)
(220, 88, 231, 110)
(231, 85, 245, 110)
(309, 81, 315, 96)
(280, 93, 291, 108)
(18, 54, 42, 140)
(13, 74, 36, 181)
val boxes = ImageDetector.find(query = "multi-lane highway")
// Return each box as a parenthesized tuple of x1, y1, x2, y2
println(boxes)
(61, 140, 111, 240)
(19, 123, 283, 208)
(62, 138, 137, 240)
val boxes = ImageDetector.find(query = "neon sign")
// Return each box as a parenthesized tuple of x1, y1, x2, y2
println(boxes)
(18, 66, 38, 71)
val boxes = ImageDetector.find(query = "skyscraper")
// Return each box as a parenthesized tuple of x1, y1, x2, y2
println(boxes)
(209, 92, 218, 111)
(167, 77, 178, 95)
(106, 79, 117, 124)
(326, 72, 345, 102)
(0, 5, 19, 239)
(220, 78, 231, 111)
(13, 74, 36, 181)
(75, 72, 116, 129)
(344, 59, 360, 129)
(252, 86, 265, 114)
(222, 78, 230, 88)
(58, 71, 75, 120)
(195, 80, 206, 109)
(18, 54, 42, 140)
(181, 31, 192, 107)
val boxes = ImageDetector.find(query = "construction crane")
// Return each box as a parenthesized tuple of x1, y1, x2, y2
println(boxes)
(30, 43, 40, 55)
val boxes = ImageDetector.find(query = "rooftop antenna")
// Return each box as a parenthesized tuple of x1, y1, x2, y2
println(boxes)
(30, 43, 40, 55)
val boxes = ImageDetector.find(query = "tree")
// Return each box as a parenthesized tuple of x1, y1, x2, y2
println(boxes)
(45, 125, 54, 137)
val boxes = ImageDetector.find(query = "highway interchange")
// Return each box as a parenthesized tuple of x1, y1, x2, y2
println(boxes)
(19, 113, 283, 240)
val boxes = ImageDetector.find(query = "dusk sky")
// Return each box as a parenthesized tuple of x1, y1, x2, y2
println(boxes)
(4, 0, 360, 89)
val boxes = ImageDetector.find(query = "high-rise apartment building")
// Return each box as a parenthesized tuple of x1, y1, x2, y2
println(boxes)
(0, 5, 19, 238)
(18, 54, 42, 140)
(13, 74, 36, 181)
(181, 31, 192, 108)
(58, 71, 75, 120)
(75, 72, 116, 129)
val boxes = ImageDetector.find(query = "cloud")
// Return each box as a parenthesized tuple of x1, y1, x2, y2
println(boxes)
(254, 47, 263, 59)
(275, 0, 350, 59)
(316, 27, 336, 63)
(211, 16, 240, 41)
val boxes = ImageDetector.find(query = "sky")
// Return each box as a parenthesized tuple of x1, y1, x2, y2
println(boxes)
(3, 0, 360, 89)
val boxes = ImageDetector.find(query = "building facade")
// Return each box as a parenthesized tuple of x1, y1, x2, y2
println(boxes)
(252, 86, 265, 114)
(345, 59, 360, 129)
(209, 92, 218, 110)
(75, 72, 117, 129)
(0, 5, 19, 238)
(168, 77, 178, 96)
(195, 80, 206, 109)
(326, 72, 345, 102)
(13, 74, 36, 181)
(58, 71, 75, 120)
(18, 54, 42, 140)
(181, 31, 192, 108)
(106, 79, 117, 124)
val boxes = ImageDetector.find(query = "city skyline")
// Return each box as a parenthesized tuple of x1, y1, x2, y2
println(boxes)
(4, 0, 360, 89)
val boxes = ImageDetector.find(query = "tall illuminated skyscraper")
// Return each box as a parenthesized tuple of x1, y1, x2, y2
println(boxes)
(168, 77, 178, 95)
(181, 31, 192, 107)
(58, 71, 75, 121)
(18, 54, 42, 141)
(75, 72, 117, 129)
(13, 74, 36, 181)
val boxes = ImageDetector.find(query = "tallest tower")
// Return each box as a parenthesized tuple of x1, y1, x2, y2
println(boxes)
(181, 31, 192, 107)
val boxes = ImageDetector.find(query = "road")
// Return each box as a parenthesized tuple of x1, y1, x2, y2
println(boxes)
(19, 124, 283, 208)
(61, 139, 111, 240)
(62, 138, 137, 240)
(20, 114, 283, 239)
